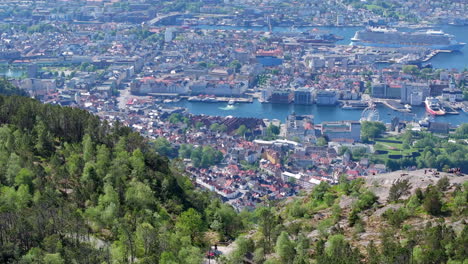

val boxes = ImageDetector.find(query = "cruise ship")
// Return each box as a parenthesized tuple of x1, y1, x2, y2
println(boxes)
(425, 97, 446, 116)
(351, 27, 465, 51)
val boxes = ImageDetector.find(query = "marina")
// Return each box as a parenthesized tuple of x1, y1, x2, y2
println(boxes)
(169, 99, 467, 126)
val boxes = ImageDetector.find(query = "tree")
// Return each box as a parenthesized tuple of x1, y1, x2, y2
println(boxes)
(388, 179, 411, 202)
(130, 148, 146, 180)
(190, 147, 203, 167)
(6, 153, 21, 185)
(153, 137, 174, 157)
(423, 186, 443, 216)
(229, 60, 242, 72)
(14, 168, 34, 190)
(236, 125, 249, 138)
(168, 113, 183, 124)
(190, 146, 223, 168)
(265, 123, 280, 139)
(454, 123, 468, 138)
(316, 137, 327, 146)
(135, 222, 158, 257)
(230, 236, 254, 263)
(293, 235, 309, 264)
(311, 181, 330, 201)
(210, 123, 219, 132)
(178, 144, 193, 159)
(175, 208, 204, 240)
(177, 246, 203, 264)
(256, 206, 275, 253)
(253, 247, 265, 264)
(34, 120, 53, 155)
(436, 176, 450, 191)
(43, 253, 65, 264)
(402, 65, 419, 75)
(125, 180, 154, 210)
(82, 134, 95, 162)
(160, 252, 177, 264)
(275, 232, 295, 264)
(317, 234, 361, 264)
(385, 159, 400, 171)
(365, 81, 372, 94)
(361, 121, 386, 142)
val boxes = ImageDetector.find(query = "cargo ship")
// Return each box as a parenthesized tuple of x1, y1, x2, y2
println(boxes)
(425, 97, 446, 116)
(351, 27, 465, 51)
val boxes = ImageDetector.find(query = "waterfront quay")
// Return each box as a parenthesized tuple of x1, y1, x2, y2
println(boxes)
(373, 99, 410, 112)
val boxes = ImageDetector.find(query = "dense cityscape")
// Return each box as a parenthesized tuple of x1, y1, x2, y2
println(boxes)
(0, 0, 467, 263)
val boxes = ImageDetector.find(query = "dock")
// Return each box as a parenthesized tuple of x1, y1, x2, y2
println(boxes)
(441, 101, 460, 115)
(373, 99, 410, 112)
(184, 96, 254, 103)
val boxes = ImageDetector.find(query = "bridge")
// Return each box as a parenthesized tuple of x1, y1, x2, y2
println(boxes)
(147, 12, 183, 26)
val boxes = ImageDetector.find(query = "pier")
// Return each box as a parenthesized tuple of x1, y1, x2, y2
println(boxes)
(372, 99, 410, 112)
(441, 101, 460, 115)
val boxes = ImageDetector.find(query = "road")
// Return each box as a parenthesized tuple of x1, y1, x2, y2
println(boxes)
(117, 85, 132, 111)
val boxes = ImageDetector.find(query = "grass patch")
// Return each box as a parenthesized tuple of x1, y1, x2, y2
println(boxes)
(372, 136, 425, 164)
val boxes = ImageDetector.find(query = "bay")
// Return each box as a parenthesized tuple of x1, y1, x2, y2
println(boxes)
(171, 99, 467, 126)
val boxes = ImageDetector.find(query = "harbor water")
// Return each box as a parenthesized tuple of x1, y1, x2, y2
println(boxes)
(171, 99, 467, 126)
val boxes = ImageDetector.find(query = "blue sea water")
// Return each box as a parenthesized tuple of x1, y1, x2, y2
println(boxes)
(171, 99, 467, 126)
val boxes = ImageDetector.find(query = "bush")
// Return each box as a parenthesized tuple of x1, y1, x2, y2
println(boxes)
(436, 176, 450, 191)
(355, 191, 378, 211)
(382, 207, 409, 227)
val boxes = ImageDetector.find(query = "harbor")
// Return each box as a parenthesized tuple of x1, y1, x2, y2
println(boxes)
(169, 99, 467, 126)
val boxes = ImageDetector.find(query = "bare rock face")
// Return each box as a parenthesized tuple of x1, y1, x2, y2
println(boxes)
(339, 195, 357, 209)
(365, 169, 468, 202)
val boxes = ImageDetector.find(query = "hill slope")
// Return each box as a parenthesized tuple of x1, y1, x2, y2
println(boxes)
(0, 94, 243, 263)
(222, 170, 468, 264)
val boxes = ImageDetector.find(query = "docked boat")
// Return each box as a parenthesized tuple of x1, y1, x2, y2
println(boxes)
(425, 97, 446, 116)
(188, 96, 203, 102)
(341, 101, 369, 110)
(203, 97, 219, 103)
(419, 116, 431, 127)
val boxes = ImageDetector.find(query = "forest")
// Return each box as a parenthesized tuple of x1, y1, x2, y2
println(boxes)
(0, 82, 243, 263)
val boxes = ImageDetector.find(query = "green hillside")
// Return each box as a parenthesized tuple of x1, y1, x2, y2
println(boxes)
(221, 172, 468, 264)
(0, 93, 243, 263)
